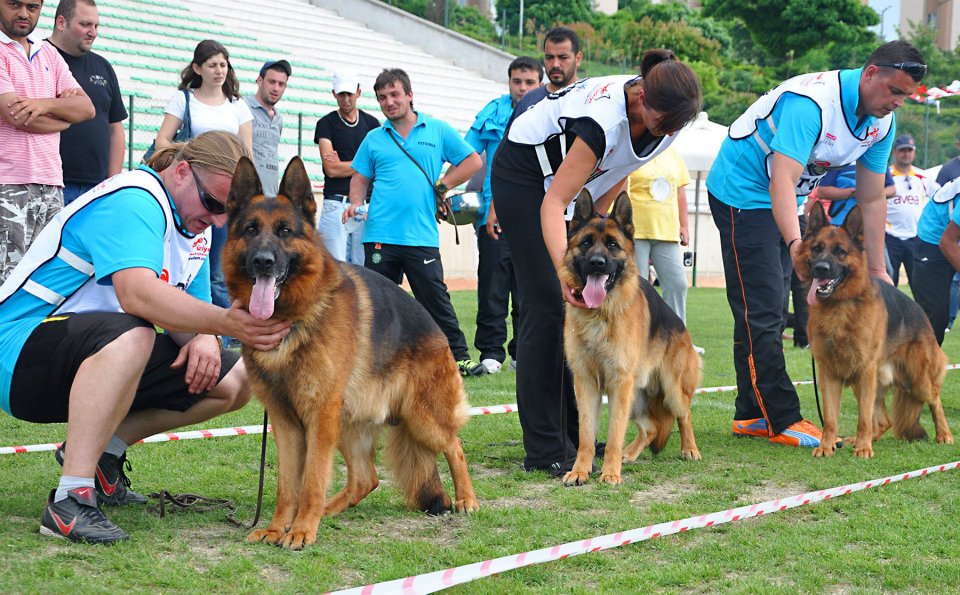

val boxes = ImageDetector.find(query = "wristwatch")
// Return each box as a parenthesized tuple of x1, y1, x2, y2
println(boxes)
(434, 181, 448, 196)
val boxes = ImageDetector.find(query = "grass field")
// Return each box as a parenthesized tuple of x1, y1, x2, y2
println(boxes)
(1, 287, 959, 593)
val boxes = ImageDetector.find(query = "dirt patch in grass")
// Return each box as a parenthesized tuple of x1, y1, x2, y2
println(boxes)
(739, 480, 809, 504)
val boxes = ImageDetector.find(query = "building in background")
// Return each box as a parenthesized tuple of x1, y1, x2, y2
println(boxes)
(900, 0, 959, 51)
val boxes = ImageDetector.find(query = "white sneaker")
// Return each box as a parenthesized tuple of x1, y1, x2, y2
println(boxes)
(481, 358, 502, 374)
(693, 345, 705, 355)
(508, 359, 518, 372)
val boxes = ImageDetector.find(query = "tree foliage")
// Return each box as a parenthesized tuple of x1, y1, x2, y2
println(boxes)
(702, 0, 877, 61)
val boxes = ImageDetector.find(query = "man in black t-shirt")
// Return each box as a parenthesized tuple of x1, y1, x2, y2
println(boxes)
(48, 0, 127, 205)
(314, 70, 380, 263)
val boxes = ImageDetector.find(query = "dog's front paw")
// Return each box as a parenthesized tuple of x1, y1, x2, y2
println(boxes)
(853, 442, 874, 459)
(680, 448, 702, 461)
(278, 529, 316, 551)
(246, 528, 287, 545)
(562, 470, 590, 486)
(937, 433, 954, 444)
(454, 497, 480, 513)
(598, 471, 622, 485)
(812, 443, 837, 458)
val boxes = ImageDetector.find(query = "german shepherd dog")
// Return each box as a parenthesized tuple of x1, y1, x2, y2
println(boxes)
(558, 192, 701, 487)
(223, 157, 479, 550)
(797, 202, 953, 458)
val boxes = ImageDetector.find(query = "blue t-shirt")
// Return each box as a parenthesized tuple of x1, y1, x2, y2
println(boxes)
(465, 94, 514, 226)
(352, 112, 475, 247)
(0, 174, 210, 413)
(917, 184, 960, 245)
(817, 164, 895, 226)
(707, 68, 896, 210)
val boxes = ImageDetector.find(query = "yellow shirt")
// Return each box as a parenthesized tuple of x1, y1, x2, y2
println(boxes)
(627, 146, 691, 241)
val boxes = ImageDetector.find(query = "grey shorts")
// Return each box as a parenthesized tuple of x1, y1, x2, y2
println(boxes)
(0, 183, 63, 283)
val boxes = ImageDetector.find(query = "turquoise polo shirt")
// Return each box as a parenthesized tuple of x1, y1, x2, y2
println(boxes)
(465, 94, 513, 226)
(707, 68, 896, 210)
(352, 112, 475, 247)
(917, 183, 960, 245)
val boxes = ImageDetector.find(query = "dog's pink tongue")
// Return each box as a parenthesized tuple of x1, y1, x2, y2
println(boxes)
(249, 276, 276, 320)
(582, 274, 609, 309)
(806, 281, 819, 306)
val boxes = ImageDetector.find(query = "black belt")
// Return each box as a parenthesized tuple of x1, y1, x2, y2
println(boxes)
(324, 194, 350, 204)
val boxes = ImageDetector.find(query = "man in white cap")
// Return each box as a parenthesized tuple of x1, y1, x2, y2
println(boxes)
(314, 70, 380, 263)
(244, 60, 290, 197)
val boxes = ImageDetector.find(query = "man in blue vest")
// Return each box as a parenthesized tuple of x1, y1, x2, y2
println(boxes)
(707, 40, 926, 449)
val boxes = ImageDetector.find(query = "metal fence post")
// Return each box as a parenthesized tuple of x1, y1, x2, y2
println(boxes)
(297, 112, 303, 157)
(128, 94, 135, 171)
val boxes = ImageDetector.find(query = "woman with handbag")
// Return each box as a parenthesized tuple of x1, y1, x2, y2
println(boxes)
(489, 50, 702, 475)
(154, 40, 253, 327)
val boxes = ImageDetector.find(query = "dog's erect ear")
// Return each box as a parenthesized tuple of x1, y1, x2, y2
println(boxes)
(609, 191, 635, 239)
(570, 189, 594, 229)
(844, 204, 865, 248)
(278, 156, 317, 225)
(227, 156, 263, 217)
(806, 199, 828, 235)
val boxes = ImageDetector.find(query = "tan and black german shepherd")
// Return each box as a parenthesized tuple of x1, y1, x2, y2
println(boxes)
(558, 192, 701, 487)
(797, 202, 953, 458)
(223, 157, 479, 550)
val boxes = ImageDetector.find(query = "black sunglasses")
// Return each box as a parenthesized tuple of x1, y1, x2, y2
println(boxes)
(876, 62, 928, 81)
(190, 165, 226, 215)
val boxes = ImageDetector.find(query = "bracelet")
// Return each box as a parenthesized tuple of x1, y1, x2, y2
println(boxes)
(788, 237, 802, 250)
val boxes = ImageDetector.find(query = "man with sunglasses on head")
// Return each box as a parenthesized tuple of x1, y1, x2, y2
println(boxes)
(707, 40, 927, 450)
(0, 0, 95, 283)
(0, 131, 291, 544)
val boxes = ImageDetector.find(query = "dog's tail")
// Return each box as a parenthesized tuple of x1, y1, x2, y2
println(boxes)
(892, 389, 928, 441)
(647, 395, 674, 455)
(385, 424, 450, 515)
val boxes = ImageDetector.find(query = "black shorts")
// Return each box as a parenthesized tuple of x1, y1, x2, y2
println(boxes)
(9, 312, 240, 423)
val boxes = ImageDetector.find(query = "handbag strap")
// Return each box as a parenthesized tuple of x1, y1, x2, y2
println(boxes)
(180, 89, 192, 138)
(386, 128, 459, 243)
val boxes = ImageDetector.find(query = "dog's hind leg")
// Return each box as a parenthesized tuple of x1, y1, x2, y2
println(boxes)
(623, 391, 653, 462)
(247, 404, 306, 546)
(326, 422, 380, 516)
(442, 437, 479, 513)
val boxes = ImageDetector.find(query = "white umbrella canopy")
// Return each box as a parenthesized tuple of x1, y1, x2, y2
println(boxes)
(672, 111, 729, 174)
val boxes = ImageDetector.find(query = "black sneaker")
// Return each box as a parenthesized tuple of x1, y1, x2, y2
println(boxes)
(524, 459, 597, 477)
(456, 359, 488, 377)
(40, 488, 129, 544)
(55, 443, 148, 506)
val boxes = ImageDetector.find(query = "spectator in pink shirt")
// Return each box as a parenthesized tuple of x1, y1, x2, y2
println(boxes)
(0, 0, 94, 282)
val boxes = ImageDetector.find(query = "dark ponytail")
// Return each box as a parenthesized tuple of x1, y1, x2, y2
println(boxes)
(640, 49, 702, 135)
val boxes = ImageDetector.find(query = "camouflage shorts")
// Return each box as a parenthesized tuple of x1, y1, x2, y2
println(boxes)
(0, 184, 63, 283)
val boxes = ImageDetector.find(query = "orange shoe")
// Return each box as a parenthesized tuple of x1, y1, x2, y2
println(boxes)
(769, 419, 822, 448)
(732, 418, 769, 438)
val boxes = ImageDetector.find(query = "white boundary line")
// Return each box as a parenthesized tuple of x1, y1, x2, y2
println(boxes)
(326, 460, 960, 594)
(3, 364, 959, 456)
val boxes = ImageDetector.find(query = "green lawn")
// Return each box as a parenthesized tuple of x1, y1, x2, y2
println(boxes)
(1, 287, 959, 593)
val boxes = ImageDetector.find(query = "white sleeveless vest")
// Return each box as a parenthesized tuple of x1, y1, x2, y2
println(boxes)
(729, 70, 893, 196)
(0, 168, 210, 314)
(508, 75, 675, 209)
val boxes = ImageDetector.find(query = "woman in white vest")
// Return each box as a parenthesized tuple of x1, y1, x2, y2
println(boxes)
(489, 49, 702, 476)
(0, 131, 291, 544)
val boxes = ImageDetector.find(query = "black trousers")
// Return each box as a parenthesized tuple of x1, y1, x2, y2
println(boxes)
(784, 214, 809, 346)
(913, 239, 953, 346)
(886, 233, 917, 289)
(475, 226, 518, 363)
(490, 173, 579, 468)
(710, 194, 803, 435)
(363, 243, 471, 361)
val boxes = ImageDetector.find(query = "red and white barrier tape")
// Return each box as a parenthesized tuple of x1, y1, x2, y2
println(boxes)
(4, 364, 959, 456)
(327, 460, 960, 594)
